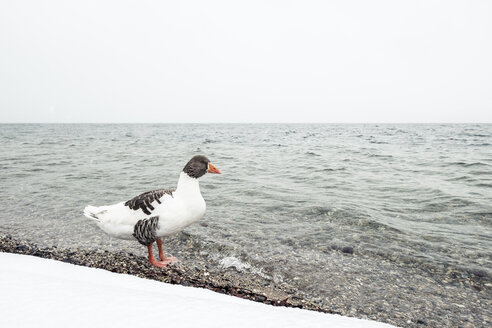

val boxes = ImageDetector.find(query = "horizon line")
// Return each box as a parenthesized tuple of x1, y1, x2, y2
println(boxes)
(0, 122, 491, 125)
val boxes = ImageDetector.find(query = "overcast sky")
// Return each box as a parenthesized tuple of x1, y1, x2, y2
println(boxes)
(0, 1, 491, 123)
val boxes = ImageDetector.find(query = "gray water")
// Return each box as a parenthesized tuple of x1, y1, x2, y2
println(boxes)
(1, 124, 491, 292)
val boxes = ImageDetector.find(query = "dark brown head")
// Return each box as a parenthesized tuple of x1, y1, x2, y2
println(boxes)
(183, 155, 221, 179)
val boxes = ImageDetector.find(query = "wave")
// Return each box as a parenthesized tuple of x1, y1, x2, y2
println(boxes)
(318, 167, 345, 172)
(219, 256, 270, 279)
(447, 161, 489, 168)
(203, 139, 217, 144)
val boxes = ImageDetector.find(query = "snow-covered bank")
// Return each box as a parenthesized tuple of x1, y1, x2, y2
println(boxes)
(0, 253, 396, 328)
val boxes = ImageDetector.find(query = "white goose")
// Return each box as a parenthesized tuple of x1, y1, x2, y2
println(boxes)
(83, 155, 221, 267)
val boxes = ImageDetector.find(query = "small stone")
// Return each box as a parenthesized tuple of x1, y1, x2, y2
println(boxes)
(469, 269, 486, 278)
(341, 246, 354, 254)
(14, 245, 29, 252)
(255, 295, 267, 302)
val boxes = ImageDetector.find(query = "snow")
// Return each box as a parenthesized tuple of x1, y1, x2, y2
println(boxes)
(0, 253, 397, 328)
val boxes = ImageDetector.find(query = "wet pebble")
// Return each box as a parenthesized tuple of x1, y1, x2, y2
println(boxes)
(341, 246, 354, 254)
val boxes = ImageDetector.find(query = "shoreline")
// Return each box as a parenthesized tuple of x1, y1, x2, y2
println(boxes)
(0, 235, 324, 312)
(0, 252, 397, 328)
(1, 234, 490, 328)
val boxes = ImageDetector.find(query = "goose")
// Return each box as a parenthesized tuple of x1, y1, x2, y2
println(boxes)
(83, 155, 221, 267)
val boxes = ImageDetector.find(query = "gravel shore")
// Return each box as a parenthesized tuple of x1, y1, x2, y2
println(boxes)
(1, 234, 490, 328)
(0, 235, 321, 310)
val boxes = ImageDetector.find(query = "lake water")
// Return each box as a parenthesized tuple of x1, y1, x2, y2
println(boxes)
(1, 123, 491, 296)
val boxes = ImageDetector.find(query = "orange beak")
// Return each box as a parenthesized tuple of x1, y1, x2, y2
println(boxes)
(208, 163, 221, 174)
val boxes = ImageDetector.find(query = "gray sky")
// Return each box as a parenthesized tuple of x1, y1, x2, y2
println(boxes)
(1, 1, 491, 123)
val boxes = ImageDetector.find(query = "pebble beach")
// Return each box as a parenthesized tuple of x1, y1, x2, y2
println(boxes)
(1, 234, 490, 328)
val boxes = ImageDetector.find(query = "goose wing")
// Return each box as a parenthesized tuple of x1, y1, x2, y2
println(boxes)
(124, 189, 174, 215)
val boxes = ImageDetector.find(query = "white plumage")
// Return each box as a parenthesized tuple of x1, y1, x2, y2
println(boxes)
(84, 172, 206, 239)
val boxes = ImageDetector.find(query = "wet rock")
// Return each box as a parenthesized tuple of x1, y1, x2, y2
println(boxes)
(469, 269, 487, 278)
(14, 245, 29, 252)
(255, 295, 267, 302)
(341, 246, 354, 254)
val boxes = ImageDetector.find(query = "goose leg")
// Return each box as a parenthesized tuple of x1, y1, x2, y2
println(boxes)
(147, 244, 176, 267)
(147, 244, 167, 267)
(156, 238, 179, 263)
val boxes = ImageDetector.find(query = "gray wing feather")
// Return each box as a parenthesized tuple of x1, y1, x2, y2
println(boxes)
(133, 216, 160, 246)
(124, 189, 174, 215)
